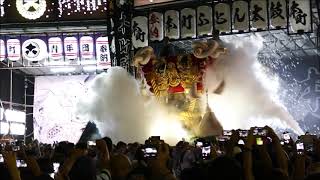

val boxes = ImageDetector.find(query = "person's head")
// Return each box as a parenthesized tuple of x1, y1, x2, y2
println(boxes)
(110, 154, 132, 180)
(116, 141, 127, 154)
(103, 136, 113, 153)
(207, 156, 242, 180)
(68, 156, 96, 180)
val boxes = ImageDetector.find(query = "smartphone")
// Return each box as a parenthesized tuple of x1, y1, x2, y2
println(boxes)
(88, 141, 96, 146)
(239, 130, 248, 137)
(16, 160, 27, 167)
(238, 139, 245, 145)
(256, 137, 263, 145)
(202, 146, 211, 159)
(296, 142, 304, 154)
(254, 128, 267, 136)
(142, 146, 157, 158)
(12, 146, 20, 151)
(223, 130, 232, 136)
(196, 141, 203, 148)
(53, 163, 60, 173)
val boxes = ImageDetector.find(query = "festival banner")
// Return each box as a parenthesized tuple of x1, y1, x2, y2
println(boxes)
(214, 3, 231, 33)
(288, 0, 312, 33)
(149, 12, 164, 41)
(269, 0, 287, 29)
(165, 10, 180, 39)
(114, 0, 133, 70)
(7, 38, 21, 61)
(232, 0, 249, 31)
(48, 37, 63, 61)
(96, 36, 111, 68)
(64, 36, 79, 61)
(251, 0, 268, 30)
(180, 8, 196, 39)
(197, 6, 213, 36)
(132, 16, 148, 48)
(0, 39, 5, 61)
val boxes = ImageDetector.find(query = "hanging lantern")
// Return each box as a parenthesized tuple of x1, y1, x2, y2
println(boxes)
(0, 39, 5, 61)
(7, 39, 21, 61)
(22, 39, 47, 62)
(64, 36, 78, 60)
(48, 37, 63, 60)
(80, 36, 94, 59)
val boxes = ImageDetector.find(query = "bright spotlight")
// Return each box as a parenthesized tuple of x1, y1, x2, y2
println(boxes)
(0, 121, 9, 134)
(50, 67, 76, 73)
(0, 107, 4, 121)
(10, 123, 26, 135)
(5, 109, 26, 123)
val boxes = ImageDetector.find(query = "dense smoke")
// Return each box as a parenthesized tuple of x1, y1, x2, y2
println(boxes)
(77, 36, 304, 144)
(205, 36, 304, 134)
(76, 67, 188, 144)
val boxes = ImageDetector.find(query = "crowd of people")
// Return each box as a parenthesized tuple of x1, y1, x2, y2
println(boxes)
(1, 126, 320, 180)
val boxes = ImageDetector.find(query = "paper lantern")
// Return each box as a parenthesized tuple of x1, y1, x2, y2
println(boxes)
(96, 36, 111, 67)
(64, 36, 78, 60)
(0, 39, 5, 61)
(132, 16, 148, 48)
(164, 10, 180, 39)
(22, 39, 47, 62)
(80, 36, 94, 59)
(7, 39, 21, 61)
(149, 12, 164, 41)
(180, 8, 196, 38)
(289, 0, 312, 33)
(250, 0, 268, 30)
(197, 6, 213, 36)
(214, 3, 231, 33)
(232, 0, 249, 31)
(48, 37, 63, 60)
(269, 0, 287, 28)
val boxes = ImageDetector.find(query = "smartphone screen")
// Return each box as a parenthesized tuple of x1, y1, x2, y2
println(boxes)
(283, 133, 290, 140)
(238, 139, 245, 145)
(296, 142, 304, 154)
(142, 147, 157, 158)
(223, 130, 232, 136)
(256, 137, 263, 145)
(202, 146, 211, 159)
(239, 130, 248, 137)
(53, 163, 60, 173)
(196, 141, 203, 148)
(88, 141, 96, 146)
(16, 160, 27, 167)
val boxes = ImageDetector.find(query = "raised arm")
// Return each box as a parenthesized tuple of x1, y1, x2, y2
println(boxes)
(3, 151, 22, 180)
(243, 128, 255, 180)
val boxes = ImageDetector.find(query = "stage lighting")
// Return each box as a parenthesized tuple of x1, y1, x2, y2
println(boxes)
(83, 65, 104, 72)
(50, 67, 76, 73)
(5, 109, 26, 123)
(0, 121, 9, 134)
(0, 107, 4, 121)
(10, 123, 25, 135)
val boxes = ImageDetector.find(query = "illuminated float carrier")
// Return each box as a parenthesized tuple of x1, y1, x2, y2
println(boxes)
(133, 40, 227, 136)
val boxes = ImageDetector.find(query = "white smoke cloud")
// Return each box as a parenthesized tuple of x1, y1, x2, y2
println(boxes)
(76, 67, 189, 144)
(206, 36, 303, 134)
(76, 36, 304, 145)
